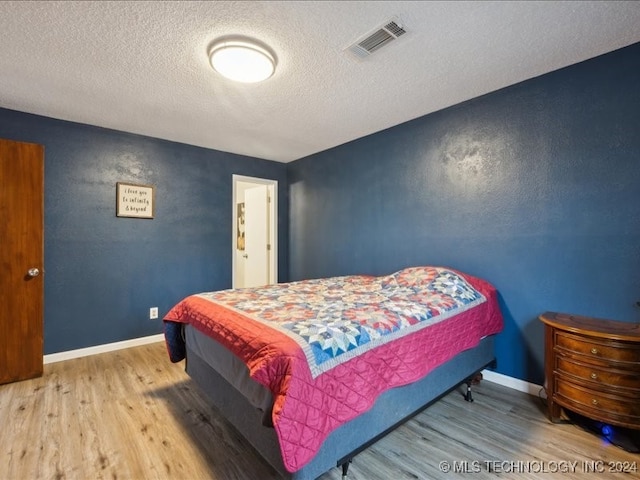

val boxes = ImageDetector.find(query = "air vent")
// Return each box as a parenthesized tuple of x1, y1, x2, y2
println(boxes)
(347, 18, 407, 58)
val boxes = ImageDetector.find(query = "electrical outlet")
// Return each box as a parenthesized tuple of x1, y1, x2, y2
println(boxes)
(149, 307, 158, 320)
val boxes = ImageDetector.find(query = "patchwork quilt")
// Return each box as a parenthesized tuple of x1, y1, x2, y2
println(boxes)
(164, 266, 503, 472)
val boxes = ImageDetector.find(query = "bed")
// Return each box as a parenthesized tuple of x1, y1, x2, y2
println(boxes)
(163, 266, 503, 479)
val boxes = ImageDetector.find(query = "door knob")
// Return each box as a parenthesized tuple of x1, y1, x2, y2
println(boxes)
(27, 268, 40, 277)
(243, 254, 248, 258)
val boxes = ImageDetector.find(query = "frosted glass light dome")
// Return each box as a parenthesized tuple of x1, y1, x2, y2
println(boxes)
(209, 40, 276, 83)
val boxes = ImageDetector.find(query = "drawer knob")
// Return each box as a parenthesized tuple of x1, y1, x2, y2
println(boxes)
(592, 399, 599, 405)
(590, 348, 599, 355)
(590, 372, 598, 380)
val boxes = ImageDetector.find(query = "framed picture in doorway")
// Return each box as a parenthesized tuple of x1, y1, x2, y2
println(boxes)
(237, 202, 245, 250)
(116, 182, 155, 219)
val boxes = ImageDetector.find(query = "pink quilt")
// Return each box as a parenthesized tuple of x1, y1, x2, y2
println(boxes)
(164, 266, 503, 472)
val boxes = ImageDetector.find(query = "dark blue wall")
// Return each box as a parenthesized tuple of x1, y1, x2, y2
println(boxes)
(0, 110, 288, 354)
(287, 42, 640, 385)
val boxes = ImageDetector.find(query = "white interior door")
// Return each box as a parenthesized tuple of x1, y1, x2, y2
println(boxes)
(243, 185, 269, 288)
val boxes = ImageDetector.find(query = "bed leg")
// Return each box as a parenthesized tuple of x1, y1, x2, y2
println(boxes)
(341, 459, 352, 479)
(464, 379, 474, 402)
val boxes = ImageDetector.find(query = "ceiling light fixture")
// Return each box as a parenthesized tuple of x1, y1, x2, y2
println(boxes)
(209, 39, 276, 83)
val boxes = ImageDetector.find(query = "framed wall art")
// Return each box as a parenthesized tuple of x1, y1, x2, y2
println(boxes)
(237, 202, 245, 250)
(116, 182, 155, 219)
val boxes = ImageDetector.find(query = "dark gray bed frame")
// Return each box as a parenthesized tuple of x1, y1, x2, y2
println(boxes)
(185, 334, 497, 479)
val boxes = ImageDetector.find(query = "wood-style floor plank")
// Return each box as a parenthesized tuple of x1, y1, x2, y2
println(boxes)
(0, 342, 637, 479)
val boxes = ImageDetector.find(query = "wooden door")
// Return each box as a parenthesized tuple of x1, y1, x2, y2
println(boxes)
(0, 138, 44, 384)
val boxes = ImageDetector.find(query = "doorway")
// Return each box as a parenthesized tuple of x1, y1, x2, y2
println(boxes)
(232, 175, 277, 289)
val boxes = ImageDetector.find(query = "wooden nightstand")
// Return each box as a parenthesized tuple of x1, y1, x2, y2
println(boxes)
(539, 311, 640, 429)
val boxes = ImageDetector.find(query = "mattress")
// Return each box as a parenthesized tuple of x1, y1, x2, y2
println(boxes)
(185, 323, 274, 415)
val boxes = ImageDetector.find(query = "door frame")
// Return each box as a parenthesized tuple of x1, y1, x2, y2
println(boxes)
(232, 174, 278, 288)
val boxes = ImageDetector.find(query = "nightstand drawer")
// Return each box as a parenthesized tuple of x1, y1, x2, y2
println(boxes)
(556, 331, 640, 365)
(556, 356, 640, 391)
(555, 380, 640, 424)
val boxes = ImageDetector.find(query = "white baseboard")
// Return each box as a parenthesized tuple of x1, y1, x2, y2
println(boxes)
(43, 334, 165, 364)
(482, 368, 542, 396)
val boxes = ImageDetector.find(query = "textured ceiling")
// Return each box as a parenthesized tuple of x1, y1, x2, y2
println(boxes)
(1, 1, 639, 163)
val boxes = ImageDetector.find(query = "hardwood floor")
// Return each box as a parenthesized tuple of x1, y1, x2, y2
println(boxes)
(1, 342, 637, 479)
